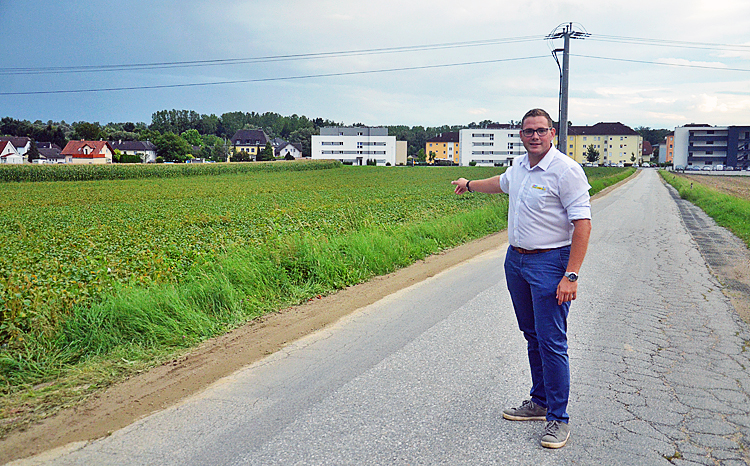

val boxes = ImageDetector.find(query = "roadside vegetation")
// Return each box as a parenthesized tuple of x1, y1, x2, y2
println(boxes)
(0, 165, 631, 436)
(661, 171, 750, 247)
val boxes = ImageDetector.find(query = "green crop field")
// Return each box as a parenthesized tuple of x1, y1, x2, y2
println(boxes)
(0, 164, 632, 436)
(1, 165, 510, 346)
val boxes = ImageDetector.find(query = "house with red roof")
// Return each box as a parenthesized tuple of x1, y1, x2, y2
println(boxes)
(0, 137, 31, 157)
(0, 140, 23, 164)
(60, 140, 114, 164)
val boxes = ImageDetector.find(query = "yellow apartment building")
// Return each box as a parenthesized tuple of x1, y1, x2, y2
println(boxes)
(566, 123, 643, 165)
(425, 132, 459, 164)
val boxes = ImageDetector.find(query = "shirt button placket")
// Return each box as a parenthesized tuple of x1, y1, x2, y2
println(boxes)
(515, 172, 530, 247)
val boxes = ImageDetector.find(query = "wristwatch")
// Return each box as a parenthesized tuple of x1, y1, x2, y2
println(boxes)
(564, 272, 578, 282)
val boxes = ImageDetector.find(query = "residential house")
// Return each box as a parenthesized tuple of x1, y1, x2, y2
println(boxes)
(0, 136, 32, 157)
(110, 140, 157, 163)
(0, 140, 23, 164)
(458, 124, 524, 167)
(642, 140, 654, 163)
(61, 141, 114, 164)
(425, 132, 459, 165)
(567, 123, 643, 166)
(276, 142, 303, 159)
(270, 137, 287, 148)
(231, 129, 272, 161)
(36, 142, 64, 164)
(312, 127, 397, 166)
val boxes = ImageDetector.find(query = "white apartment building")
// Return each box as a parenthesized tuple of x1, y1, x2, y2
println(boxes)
(312, 127, 396, 166)
(458, 126, 525, 167)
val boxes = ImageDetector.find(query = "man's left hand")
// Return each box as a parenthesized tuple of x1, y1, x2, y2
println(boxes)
(556, 278, 577, 305)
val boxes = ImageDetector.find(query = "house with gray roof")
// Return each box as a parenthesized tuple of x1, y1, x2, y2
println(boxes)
(109, 140, 157, 163)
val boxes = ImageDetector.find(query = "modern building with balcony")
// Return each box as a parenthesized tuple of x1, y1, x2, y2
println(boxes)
(672, 124, 750, 170)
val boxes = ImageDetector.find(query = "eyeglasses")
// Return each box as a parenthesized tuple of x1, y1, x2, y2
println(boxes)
(521, 127, 552, 137)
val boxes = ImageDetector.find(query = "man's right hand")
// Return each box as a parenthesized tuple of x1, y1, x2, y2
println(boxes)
(451, 178, 470, 195)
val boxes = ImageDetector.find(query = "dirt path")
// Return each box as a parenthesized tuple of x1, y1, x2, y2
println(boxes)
(1, 172, 638, 464)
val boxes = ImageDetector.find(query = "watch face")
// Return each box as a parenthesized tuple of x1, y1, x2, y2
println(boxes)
(566, 272, 578, 282)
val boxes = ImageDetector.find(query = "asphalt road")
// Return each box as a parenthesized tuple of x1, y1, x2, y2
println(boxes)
(16, 169, 750, 466)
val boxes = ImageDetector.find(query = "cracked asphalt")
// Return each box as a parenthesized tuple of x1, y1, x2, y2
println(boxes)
(13, 169, 750, 466)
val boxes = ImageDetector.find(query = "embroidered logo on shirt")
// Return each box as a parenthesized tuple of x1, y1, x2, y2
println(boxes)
(531, 184, 547, 192)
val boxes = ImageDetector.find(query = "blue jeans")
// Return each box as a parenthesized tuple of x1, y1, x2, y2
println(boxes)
(504, 245, 571, 423)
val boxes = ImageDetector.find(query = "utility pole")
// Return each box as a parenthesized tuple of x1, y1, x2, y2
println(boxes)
(546, 23, 589, 154)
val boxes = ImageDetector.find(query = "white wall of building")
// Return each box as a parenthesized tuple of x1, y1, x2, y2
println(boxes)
(312, 127, 396, 166)
(672, 126, 690, 169)
(458, 129, 524, 166)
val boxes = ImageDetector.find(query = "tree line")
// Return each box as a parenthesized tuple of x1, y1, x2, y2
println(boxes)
(1, 113, 672, 163)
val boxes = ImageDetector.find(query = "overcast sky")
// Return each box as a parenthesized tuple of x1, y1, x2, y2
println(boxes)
(3, 0, 750, 130)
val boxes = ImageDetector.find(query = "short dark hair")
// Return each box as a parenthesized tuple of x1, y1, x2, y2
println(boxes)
(521, 108, 554, 128)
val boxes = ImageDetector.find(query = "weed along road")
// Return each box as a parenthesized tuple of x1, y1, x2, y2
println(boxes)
(15, 168, 750, 466)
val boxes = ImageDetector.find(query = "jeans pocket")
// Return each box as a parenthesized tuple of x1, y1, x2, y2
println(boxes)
(558, 248, 570, 270)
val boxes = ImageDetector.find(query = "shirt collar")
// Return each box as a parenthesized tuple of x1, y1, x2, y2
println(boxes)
(520, 146, 556, 171)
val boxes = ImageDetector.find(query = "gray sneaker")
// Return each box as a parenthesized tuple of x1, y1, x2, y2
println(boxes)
(502, 400, 547, 421)
(540, 420, 570, 449)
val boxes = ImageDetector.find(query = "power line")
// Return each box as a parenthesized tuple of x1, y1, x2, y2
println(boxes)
(572, 54, 750, 72)
(587, 34, 750, 53)
(0, 56, 549, 96)
(0, 36, 543, 76)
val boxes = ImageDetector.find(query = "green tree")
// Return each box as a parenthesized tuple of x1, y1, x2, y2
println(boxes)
(428, 151, 436, 164)
(72, 122, 105, 140)
(27, 140, 40, 163)
(416, 148, 426, 163)
(257, 142, 274, 161)
(231, 149, 252, 162)
(154, 132, 191, 162)
(288, 127, 317, 157)
(201, 135, 229, 162)
(181, 129, 203, 147)
(585, 144, 600, 163)
(634, 126, 671, 147)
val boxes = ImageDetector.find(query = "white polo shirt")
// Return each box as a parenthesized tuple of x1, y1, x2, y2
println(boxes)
(499, 146, 591, 250)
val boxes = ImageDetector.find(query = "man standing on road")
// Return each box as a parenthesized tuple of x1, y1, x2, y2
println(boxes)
(451, 108, 592, 449)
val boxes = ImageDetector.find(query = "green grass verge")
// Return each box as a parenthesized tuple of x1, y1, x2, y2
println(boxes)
(587, 167, 635, 194)
(660, 171, 750, 247)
